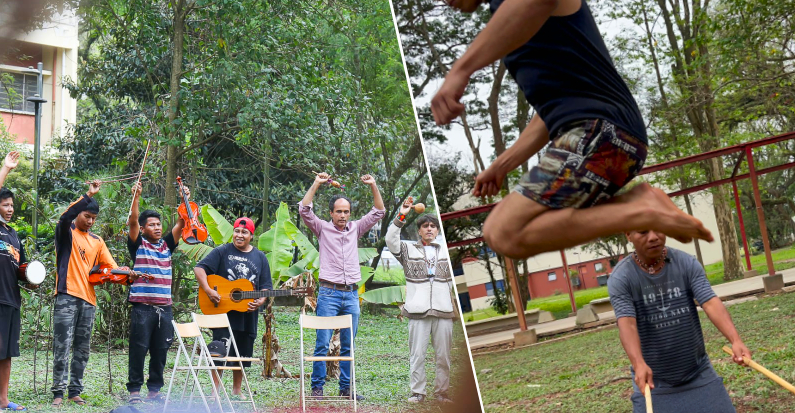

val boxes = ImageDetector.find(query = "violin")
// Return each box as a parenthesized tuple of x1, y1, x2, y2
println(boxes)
(89, 267, 154, 286)
(175, 176, 208, 244)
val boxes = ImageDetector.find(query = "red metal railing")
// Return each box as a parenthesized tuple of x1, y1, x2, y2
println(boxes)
(442, 132, 795, 331)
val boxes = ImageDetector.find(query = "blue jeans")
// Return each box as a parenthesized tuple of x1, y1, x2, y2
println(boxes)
(310, 286, 360, 390)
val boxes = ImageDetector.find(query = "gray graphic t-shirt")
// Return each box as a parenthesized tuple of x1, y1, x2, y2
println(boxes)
(608, 247, 719, 393)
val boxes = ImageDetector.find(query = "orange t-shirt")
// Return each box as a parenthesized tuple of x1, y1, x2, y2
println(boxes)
(55, 195, 118, 306)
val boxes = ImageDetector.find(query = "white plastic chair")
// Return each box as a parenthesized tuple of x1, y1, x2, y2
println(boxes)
(163, 320, 230, 412)
(192, 313, 258, 412)
(299, 313, 357, 412)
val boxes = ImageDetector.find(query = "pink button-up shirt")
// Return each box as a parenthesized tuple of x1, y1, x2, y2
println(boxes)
(298, 202, 385, 285)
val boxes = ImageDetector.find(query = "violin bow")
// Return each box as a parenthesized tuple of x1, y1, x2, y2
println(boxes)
(128, 140, 152, 218)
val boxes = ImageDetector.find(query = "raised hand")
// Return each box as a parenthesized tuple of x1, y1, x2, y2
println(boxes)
(88, 180, 102, 197)
(315, 172, 330, 185)
(360, 174, 376, 185)
(3, 151, 20, 170)
(131, 181, 142, 197)
(400, 197, 413, 216)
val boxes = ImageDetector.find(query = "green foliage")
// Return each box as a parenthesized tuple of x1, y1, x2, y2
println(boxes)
(360, 285, 406, 305)
(259, 203, 298, 283)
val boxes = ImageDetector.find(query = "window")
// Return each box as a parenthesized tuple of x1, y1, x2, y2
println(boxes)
(548, 272, 557, 281)
(595, 263, 604, 272)
(485, 280, 505, 297)
(0, 71, 38, 114)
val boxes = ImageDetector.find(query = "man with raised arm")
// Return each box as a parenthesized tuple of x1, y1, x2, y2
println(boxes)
(124, 181, 188, 404)
(52, 180, 128, 407)
(300, 172, 385, 401)
(386, 198, 455, 403)
(0, 151, 30, 411)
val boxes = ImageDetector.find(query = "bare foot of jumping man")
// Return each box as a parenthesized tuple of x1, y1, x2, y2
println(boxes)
(616, 183, 712, 243)
(641, 185, 712, 243)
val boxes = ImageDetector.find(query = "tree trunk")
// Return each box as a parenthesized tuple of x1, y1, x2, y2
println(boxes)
(261, 139, 271, 226)
(166, 0, 187, 207)
(683, 195, 704, 267)
(652, 1, 743, 279)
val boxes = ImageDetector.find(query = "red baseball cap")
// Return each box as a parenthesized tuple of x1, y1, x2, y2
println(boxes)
(234, 217, 255, 234)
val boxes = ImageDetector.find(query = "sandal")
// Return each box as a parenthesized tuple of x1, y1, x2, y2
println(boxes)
(69, 396, 87, 406)
(128, 395, 144, 404)
(3, 401, 26, 411)
(51, 398, 63, 408)
(145, 393, 165, 403)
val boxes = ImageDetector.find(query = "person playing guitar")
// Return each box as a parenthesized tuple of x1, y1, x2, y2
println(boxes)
(194, 217, 271, 399)
(124, 181, 189, 404)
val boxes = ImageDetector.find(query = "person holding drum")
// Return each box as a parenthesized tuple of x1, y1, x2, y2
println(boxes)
(0, 151, 30, 411)
(51, 180, 129, 407)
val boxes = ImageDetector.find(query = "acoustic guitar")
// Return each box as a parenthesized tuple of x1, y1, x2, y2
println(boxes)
(199, 274, 313, 315)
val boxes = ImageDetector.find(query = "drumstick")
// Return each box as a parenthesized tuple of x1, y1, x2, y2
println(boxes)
(722, 346, 795, 395)
(644, 383, 653, 413)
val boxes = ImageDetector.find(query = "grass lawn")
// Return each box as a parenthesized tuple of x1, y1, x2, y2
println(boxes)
(473, 291, 795, 412)
(7, 307, 472, 412)
(705, 247, 795, 285)
(463, 246, 795, 323)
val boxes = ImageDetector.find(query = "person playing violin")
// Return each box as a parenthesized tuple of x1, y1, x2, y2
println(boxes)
(52, 180, 130, 407)
(124, 181, 188, 404)
(0, 151, 31, 411)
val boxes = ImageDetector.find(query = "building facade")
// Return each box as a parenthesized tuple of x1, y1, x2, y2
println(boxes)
(1, 10, 79, 146)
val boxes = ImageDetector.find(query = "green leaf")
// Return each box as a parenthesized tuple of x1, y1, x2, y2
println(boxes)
(258, 203, 292, 253)
(283, 220, 319, 268)
(356, 265, 375, 287)
(358, 248, 378, 264)
(201, 204, 234, 244)
(178, 241, 214, 262)
(284, 258, 310, 278)
(360, 285, 406, 305)
(260, 203, 297, 281)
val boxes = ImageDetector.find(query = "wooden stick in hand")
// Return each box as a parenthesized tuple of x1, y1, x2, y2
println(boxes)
(644, 383, 653, 413)
(722, 345, 795, 395)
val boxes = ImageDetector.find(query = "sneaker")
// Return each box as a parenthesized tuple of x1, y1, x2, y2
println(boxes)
(311, 387, 324, 398)
(407, 393, 425, 403)
(339, 388, 365, 401)
(436, 392, 453, 403)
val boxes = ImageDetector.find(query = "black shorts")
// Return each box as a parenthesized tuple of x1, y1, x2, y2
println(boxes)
(0, 304, 21, 359)
(212, 328, 256, 368)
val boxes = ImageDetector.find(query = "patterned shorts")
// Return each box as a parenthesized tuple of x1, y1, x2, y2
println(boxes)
(515, 119, 647, 209)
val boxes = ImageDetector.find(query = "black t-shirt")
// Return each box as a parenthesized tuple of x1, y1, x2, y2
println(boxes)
(196, 243, 272, 333)
(0, 223, 27, 308)
(490, 0, 647, 143)
(127, 232, 178, 262)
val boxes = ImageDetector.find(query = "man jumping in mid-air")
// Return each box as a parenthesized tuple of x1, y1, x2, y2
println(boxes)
(435, 0, 713, 259)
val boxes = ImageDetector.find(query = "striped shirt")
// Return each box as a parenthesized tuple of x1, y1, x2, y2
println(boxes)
(127, 233, 177, 306)
(608, 247, 718, 393)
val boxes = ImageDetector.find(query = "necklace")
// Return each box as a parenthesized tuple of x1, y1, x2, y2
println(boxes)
(633, 248, 667, 274)
(421, 244, 437, 276)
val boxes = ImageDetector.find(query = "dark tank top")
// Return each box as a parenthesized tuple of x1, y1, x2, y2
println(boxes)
(490, 0, 647, 143)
